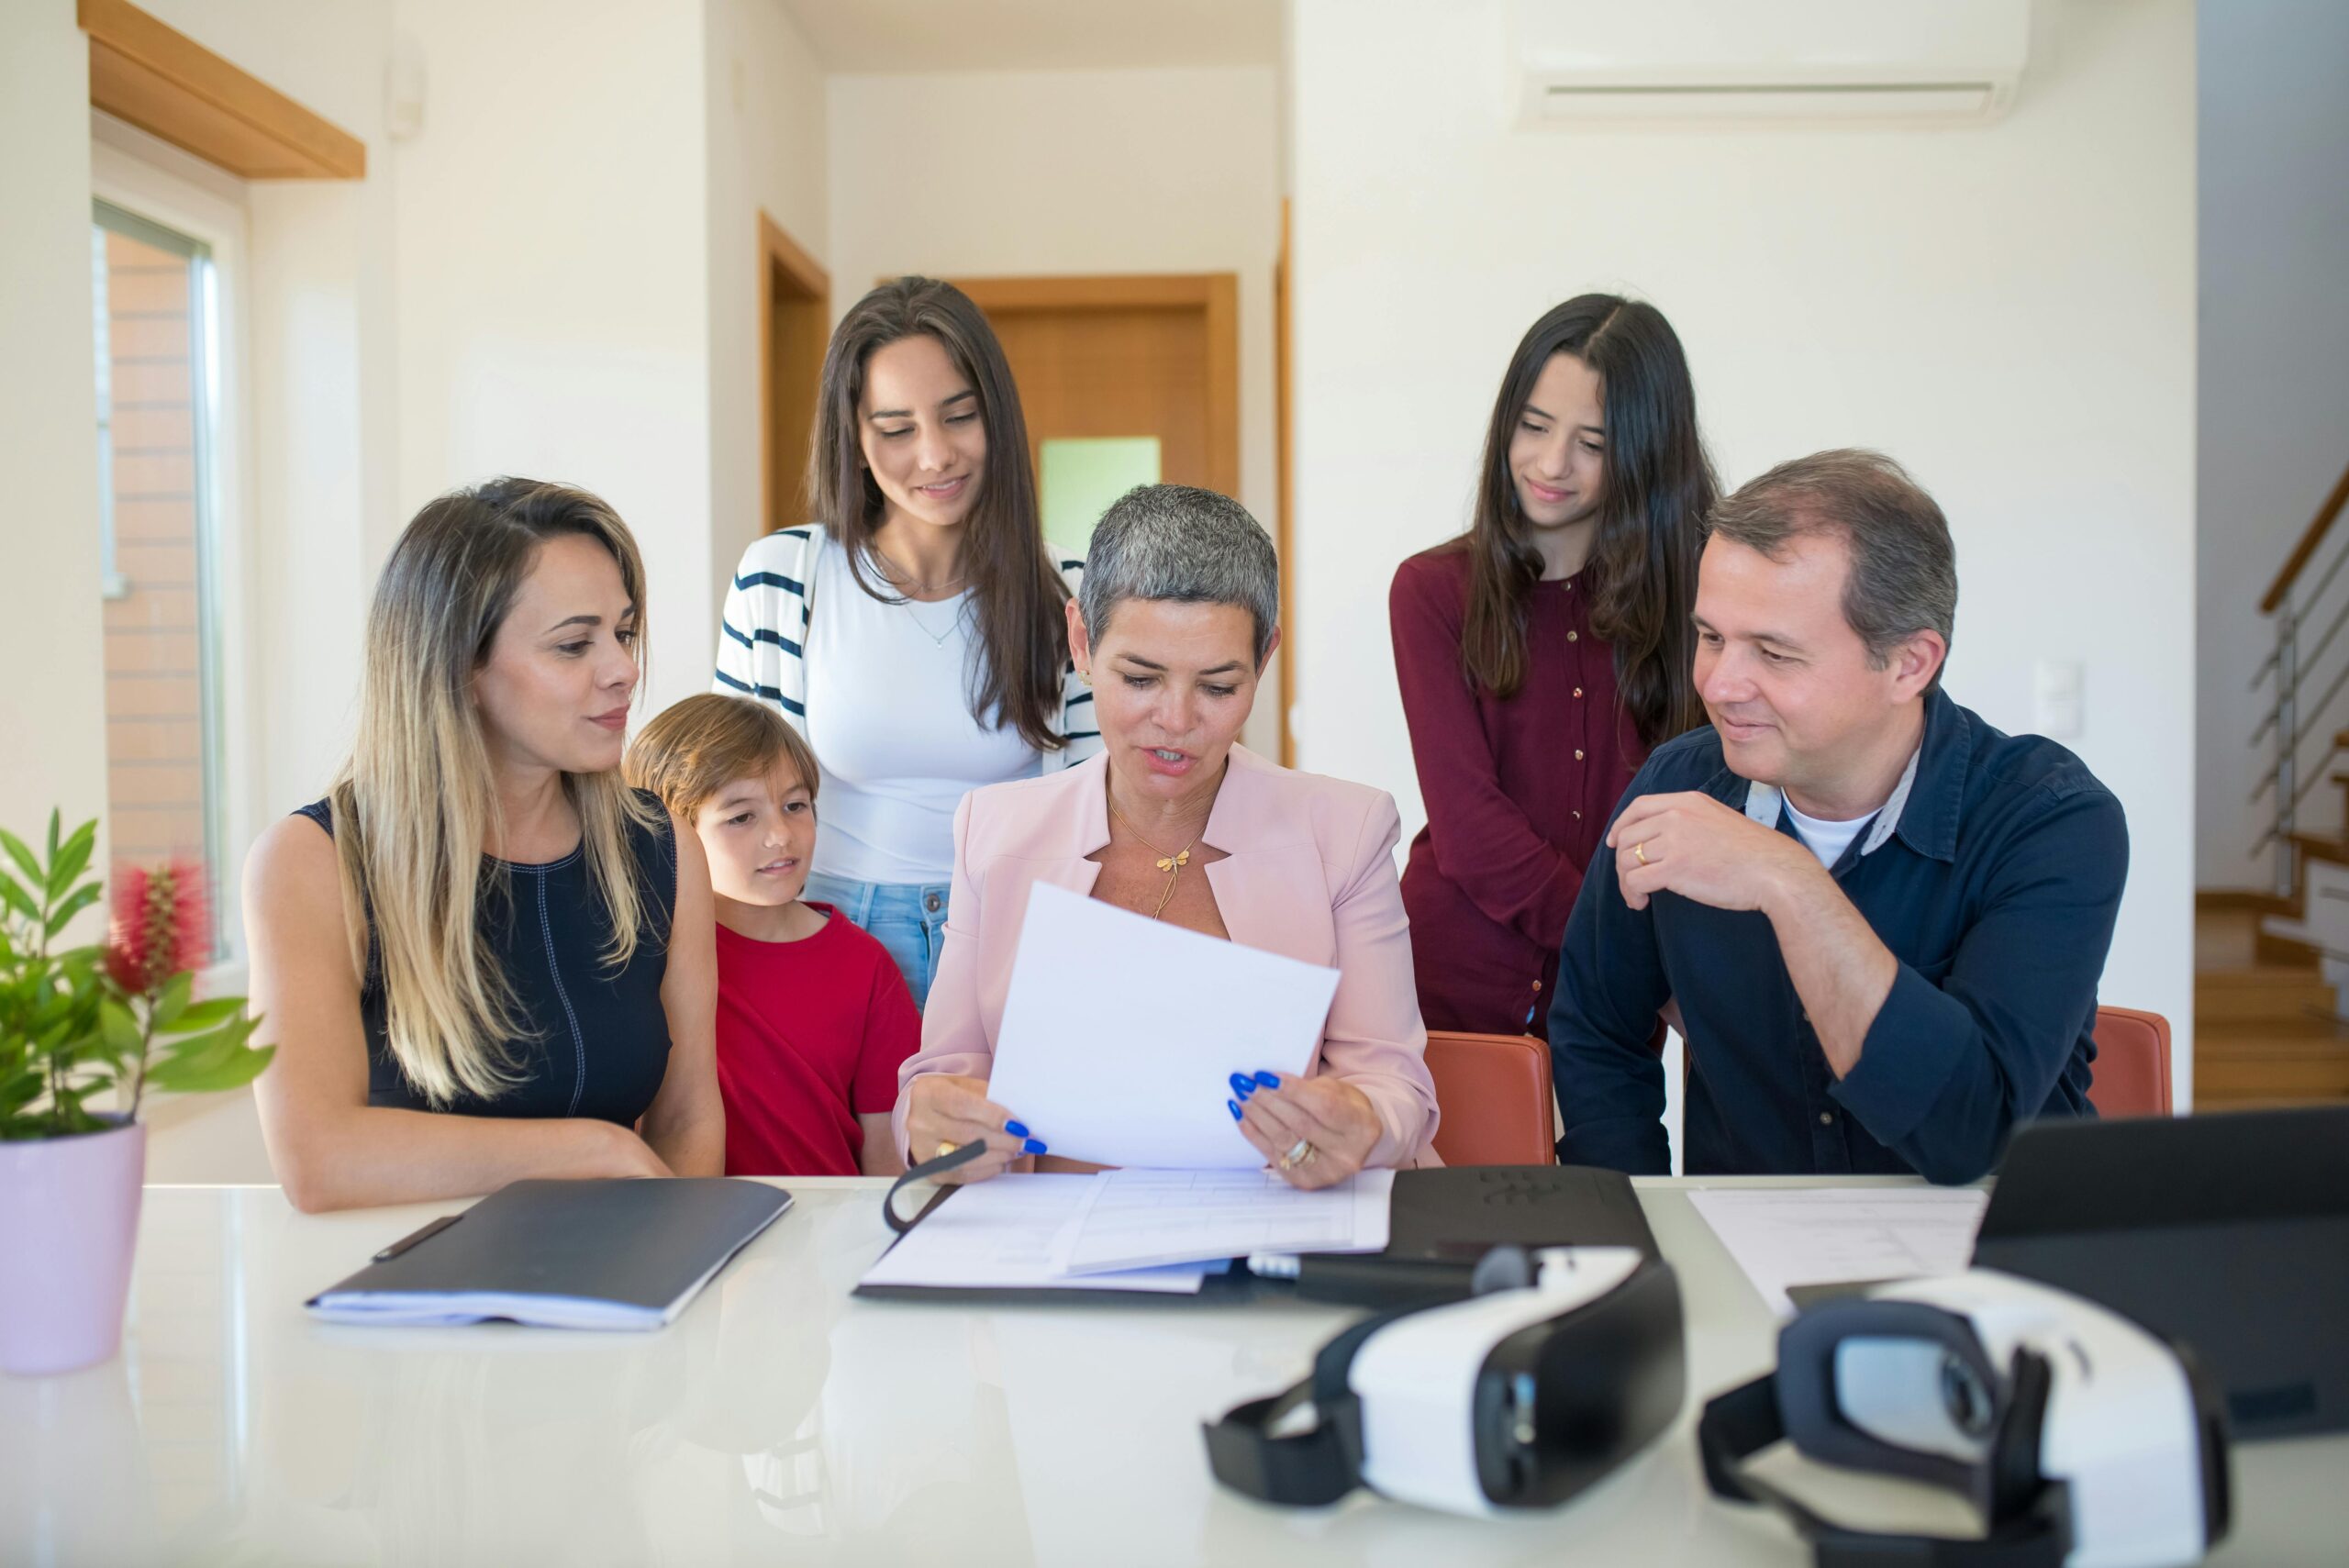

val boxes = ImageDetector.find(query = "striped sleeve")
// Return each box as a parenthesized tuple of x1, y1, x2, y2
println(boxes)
(1047, 556, 1104, 769)
(713, 528, 815, 726)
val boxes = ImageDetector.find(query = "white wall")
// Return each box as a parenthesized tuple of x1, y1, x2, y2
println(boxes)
(826, 64, 1283, 749)
(1287, 0, 2198, 1102)
(394, 0, 718, 720)
(0, 4, 108, 864)
(132, 0, 404, 891)
(706, 0, 829, 622)
(2194, 0, 2349, 889)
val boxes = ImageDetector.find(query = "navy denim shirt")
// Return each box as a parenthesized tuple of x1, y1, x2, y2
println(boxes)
(1549, 688, 2128, 1184)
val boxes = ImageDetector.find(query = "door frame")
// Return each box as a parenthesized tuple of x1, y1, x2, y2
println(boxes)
(942, 272, 1241, 500)
(758, 212, 829, 536)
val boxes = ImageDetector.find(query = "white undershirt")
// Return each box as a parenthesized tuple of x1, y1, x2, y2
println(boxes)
(802, 546, 1041, 883)
(1782, 798, 1879, 870)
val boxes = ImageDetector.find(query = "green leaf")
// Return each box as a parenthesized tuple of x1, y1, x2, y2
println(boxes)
(160, 995, 243, 1034)
(153, 1015, 256, 1076)
(46, 810, 61, 862)
(151, 971, 192, 1028)
(44, 883, 102, 939)
(0, 876, 37, 925)
(0, 828, 39, 887)
(147, 1043, 272, 1095)
(99, 997, 141, 1056)
(48, 831, 95, 901)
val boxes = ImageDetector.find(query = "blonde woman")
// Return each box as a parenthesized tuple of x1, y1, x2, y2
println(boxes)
(244, 478, 724, 1212)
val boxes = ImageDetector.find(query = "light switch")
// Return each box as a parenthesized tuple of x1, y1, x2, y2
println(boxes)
(2033, 660, 2083, 740)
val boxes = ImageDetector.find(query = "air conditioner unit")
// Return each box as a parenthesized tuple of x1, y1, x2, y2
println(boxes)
(1510, 0, 2032, 128)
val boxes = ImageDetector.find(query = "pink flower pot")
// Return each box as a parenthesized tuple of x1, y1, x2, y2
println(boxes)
(0, 1118, 146, 1376)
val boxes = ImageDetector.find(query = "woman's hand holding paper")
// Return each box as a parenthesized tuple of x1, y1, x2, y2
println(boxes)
(905, 1074, 1045, 1184)
(1227, 1072, 1381, 1190)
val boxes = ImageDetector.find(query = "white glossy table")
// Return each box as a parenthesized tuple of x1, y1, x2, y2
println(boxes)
(4, 1177, 2340, 1566)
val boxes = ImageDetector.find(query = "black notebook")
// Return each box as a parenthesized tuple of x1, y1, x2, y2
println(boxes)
(306, 1178, 793, 1329)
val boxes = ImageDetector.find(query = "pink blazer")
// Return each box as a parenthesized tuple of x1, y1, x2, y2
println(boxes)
(893, 745, 1442, 1168)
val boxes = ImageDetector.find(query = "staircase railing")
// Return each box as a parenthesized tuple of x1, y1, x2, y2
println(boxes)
(2252, 458, 2349, 896)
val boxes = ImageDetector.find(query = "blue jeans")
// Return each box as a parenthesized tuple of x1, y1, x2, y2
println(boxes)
(803, 871, 950, 1011)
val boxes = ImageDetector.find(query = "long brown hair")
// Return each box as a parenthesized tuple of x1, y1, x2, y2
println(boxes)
(807, 276, 1068, 752)
(328, 478, 662, 1106)
(1457, 295, 1717, 747)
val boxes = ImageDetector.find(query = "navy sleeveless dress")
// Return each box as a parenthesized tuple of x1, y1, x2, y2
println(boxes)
(294, 794, 677, 1123)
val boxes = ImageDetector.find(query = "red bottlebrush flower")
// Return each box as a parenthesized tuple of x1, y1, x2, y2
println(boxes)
(106, 858, 212, 996)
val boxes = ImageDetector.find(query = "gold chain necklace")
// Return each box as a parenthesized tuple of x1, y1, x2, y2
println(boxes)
(1107, 798, 1203, 920)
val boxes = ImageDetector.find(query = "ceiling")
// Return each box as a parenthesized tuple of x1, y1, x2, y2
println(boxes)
(774, 0, 1281, 73)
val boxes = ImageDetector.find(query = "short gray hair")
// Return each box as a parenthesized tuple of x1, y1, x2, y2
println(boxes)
(1704, 450, 1957, 683)
(1079, 484, 1279, 664)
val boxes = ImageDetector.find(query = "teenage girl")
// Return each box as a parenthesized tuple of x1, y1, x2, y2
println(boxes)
(716, 277, 1097, 1007)
(1389, 295, 1719, 1035)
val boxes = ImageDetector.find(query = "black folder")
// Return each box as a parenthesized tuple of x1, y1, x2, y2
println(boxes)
(852, 1163, 1656, 1307)
(1972, 1106, 2349, 1439)
(306, 1178, 793, 1329)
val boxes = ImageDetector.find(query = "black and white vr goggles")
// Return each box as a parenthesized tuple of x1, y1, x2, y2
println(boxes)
(1700, 1270, 2232, 1568)
(1205, 1246, 1686, 1516)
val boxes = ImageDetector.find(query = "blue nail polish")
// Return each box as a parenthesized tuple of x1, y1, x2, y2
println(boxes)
(1228, 1099, 1243, 1120)
(1004, 1120, 1030, 1139)
(1023, 1138, 1047, 1155)
(1255, 1071, 1282, 1088)
(1229, 1072, 1255, 1097)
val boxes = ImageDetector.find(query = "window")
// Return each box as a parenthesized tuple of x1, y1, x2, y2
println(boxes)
(1040, 436, 1163, 560)
(91, 199, 227, 955)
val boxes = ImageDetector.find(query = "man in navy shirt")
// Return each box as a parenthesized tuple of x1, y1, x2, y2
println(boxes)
(1550, 450, 2127, 1184)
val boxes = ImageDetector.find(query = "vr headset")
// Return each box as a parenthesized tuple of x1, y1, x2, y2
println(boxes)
(1700, 1270, 2232, 1568)
(1204, 1245, 1686, 1516)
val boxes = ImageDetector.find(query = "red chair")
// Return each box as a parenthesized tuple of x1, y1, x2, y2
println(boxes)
(1424, 1031, 1556, 1165)
(2088, 1006, 2172, 1118)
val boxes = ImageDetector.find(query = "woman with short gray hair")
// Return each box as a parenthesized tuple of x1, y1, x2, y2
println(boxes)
(895, 484, 1441, 1188)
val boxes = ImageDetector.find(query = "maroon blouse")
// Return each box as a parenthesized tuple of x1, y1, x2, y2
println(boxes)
(1389, 546, 1646, 1036)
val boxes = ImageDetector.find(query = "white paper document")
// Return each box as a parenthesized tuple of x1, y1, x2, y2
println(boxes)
(984, 883, 1342, 1168)
(859, 1175, 1209, 1295)
(1054, 1168, 1394, 1274)
(1689, 1187, 1988, 1318)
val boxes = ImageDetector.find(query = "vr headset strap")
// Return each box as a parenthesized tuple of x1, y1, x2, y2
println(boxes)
(1698, 1363, 2073, 1568)
(1202, 1303, 1426, 1506)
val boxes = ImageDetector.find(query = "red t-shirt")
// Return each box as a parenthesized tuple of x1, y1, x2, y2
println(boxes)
(713, 903, 920, 1176)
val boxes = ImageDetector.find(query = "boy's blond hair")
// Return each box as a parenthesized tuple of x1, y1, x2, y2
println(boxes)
(625, 695, 820, 825)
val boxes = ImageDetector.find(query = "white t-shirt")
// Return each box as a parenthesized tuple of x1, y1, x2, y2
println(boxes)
(802, 546, 1042, 883)
(1782, 798, 1880, 870)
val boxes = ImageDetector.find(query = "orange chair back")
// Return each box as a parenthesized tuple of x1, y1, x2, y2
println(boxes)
(1424, 1030, 1555, 1166)
(2088, 1006, 2172, 1118)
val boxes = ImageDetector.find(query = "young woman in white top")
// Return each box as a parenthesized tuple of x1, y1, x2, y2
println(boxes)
(715, 276, 1098, 1007)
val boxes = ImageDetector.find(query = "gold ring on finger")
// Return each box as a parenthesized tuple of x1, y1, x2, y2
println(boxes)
(936, 1141, 957, 1161)
(1634, 840, 1650, 866)
(1279, 1137, 1313, 1170)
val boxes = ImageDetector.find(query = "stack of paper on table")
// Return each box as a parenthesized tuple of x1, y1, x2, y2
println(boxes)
(982, 884, 1342, 1170)
(858, 1169, 1393, 1295)
(1688, 1187, 1988, 1318)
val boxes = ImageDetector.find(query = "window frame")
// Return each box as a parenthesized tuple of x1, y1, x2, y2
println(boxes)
(91, 116, 254, 988)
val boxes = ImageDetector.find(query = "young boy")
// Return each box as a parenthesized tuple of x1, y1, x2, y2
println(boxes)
(626, 694, 917, 1176)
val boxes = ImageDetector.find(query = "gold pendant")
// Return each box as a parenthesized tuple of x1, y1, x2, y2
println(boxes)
(1156, 850, 1189, 873)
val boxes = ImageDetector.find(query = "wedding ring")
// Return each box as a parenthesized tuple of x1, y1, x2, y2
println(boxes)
(1279, 1138, 1314, 1170)
(936, 1141, 957, 1162)
(1634, 840, 1650, 866)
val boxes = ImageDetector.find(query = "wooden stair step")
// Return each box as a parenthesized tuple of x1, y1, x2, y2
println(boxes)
(2192, 1091, 2349, 1111)
(2194, 962, 2337, 1023)
(2195, 1029, 2349, 1058)
(2287, 830, 2349, 866)
(2196, 1057, 2349, 1096)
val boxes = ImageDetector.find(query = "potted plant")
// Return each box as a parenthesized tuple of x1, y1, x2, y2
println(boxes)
(0, 813, 272, 1376)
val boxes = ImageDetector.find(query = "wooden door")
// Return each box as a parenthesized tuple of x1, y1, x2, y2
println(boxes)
(949, 274, 1239, 560)
(758, 214, 829, 550)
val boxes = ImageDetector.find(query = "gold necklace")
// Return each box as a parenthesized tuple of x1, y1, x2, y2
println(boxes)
(1107, 798, 1203, 920)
